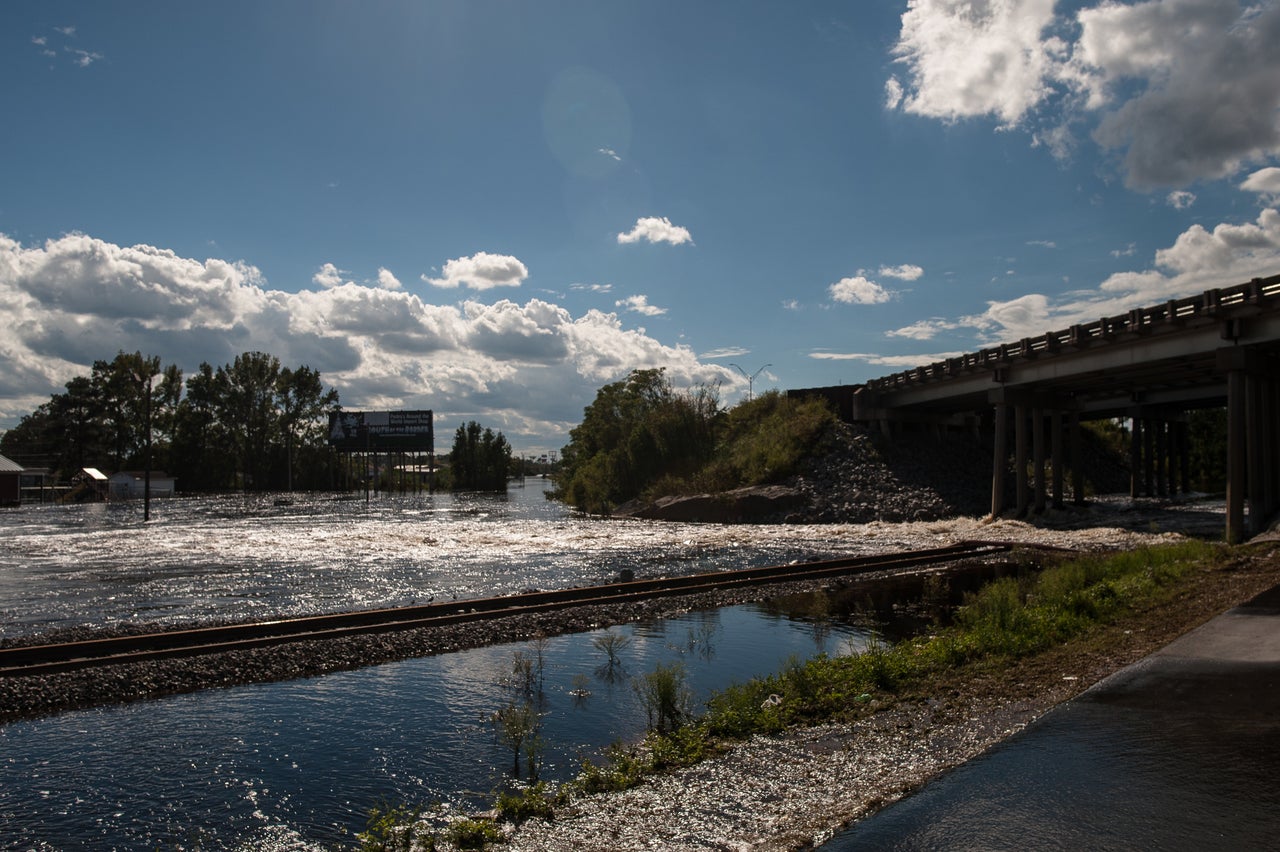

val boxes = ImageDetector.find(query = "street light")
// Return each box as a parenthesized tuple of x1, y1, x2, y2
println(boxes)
(729, 362, 771, 402)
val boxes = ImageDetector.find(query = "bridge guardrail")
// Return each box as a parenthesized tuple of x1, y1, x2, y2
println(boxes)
(863, 274, 1280, 393)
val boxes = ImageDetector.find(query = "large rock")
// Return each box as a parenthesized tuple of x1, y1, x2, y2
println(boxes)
(616, 485, 808, 523)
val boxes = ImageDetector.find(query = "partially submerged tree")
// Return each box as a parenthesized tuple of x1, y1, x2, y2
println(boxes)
(553, 368, 721, 513)
(450, 421, 512, 491)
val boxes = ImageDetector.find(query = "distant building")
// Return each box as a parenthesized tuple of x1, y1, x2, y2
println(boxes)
(0, 453, 23, 506)
(108, 471, 177, 499)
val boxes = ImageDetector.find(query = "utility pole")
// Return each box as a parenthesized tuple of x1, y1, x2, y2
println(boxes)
(729, 362, 772, 402)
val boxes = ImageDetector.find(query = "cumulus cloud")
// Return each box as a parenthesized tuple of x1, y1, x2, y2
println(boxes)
(1242, 167, 1280, 204)
(889, 0, 1280, 189)
(314, 262, 346, 289)
(617, 216, 694, 246)
(878, 263, 925, 281)
(376, 267, 402, 290)
(829, 275, 892, 305)
(0, 233, 733, 447)
(889, 0, 1061, 127)
(423, 252, 529, 290)
(1167, 190, 1197, 210)
(615, 294, 667, 316)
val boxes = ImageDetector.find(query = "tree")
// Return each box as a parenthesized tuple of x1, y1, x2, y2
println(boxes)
(449, 421, 512, 490)
(215, 352, 282, 490)
(553, 369, 721, 513)
(276, 365, 340, 491)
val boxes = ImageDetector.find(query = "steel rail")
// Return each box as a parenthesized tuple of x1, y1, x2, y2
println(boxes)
(0, 541, 1012, 678)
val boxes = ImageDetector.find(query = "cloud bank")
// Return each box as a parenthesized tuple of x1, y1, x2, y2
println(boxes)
(0, 233, 733, 446)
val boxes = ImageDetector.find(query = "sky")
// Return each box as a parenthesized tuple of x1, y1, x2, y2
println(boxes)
(4, 0, 1280, 455)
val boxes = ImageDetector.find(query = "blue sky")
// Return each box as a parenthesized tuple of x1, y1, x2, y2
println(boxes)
(4, 1, 1280, 454)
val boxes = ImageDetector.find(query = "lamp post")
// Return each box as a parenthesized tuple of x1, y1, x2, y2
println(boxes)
(729, 362, 771, 402)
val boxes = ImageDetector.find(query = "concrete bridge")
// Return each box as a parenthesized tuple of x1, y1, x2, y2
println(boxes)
(798, 274, 1280, 543)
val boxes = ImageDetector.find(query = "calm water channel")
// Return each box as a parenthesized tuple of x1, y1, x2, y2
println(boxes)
(0, 485, 886, 849)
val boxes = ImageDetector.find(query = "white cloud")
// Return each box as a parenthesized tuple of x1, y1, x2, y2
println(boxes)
(884, 76, 904, 110)
(829, 275, 892, 305)
(1167, 190, 1197, 209)
(0, 233, 734, 447)
(313, 262, 346, 289)
(571, 282, 614, 293)
(67, 47, 103, 67)
(598, 148, 622, 162)
(1072, 0, 1280, 187)
(878, 263, 924, 281)
(890, 0, 1280, 189)
(890, 0, 1061, 127)
(699, 347, 749, 360)
(809, 350, 966, 367)
(617, 216, 694, 246)
(1111, 243, 1137, 258)
(887, 318, 959, 341)
(1026, 240, 1057, 249)
(376, 267, 402, 290)
(782, 298, 801, 311)
(1242, 167, 1280, 204)
(615, 294, 667, 316)
(423, 251, 529, 290)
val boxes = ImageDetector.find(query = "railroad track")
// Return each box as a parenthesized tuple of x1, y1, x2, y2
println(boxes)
(0, 540, 1012, 678)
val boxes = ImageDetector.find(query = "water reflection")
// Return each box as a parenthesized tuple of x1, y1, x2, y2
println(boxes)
(0, 486, 940, 640)
(0, 602, 873, 850)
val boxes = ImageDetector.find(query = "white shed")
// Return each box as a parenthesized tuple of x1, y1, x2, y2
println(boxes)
(108, 471, 177, 499)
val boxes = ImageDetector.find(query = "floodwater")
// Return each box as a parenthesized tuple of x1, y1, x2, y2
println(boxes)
(0, 483, 941, 641)
(0, 485, 892, 850)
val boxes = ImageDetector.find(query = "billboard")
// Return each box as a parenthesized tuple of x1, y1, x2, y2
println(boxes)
(329, 410, 434, 451)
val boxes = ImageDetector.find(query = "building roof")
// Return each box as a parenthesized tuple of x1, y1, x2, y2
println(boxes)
(80, 467, 109, 481)
(0, 453, 24, 473)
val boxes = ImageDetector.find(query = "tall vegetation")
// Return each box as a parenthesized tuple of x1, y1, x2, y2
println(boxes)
(553, 369, 835, 513)
(0, 349, 340, 492)
(449, 421, 513, 491)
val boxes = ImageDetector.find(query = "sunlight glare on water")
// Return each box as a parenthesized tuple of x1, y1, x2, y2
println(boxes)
(0, 484, 949, 639)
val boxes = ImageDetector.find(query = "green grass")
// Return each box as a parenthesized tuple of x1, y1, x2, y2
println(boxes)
(356, 540, 1223, 849)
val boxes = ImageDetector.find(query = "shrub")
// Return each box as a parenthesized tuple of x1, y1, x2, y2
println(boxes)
(633, 661, 691, 734)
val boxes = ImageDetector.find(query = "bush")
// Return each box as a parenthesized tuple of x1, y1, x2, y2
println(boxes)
(633, 661, 692, 734)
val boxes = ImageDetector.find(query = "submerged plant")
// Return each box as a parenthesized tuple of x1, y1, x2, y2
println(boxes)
(633, 661, 691, 734)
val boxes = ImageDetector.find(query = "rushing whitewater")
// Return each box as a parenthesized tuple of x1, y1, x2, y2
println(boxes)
(0, 483, 978, 640)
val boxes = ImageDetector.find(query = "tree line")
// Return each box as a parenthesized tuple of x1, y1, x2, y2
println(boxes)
(0, 350, 341, 492)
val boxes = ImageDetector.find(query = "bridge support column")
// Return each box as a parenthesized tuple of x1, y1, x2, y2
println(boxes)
(1129, 412, 1143, 500)
(1177, 419, 1191, 496)
(1033, 404, 1047, 514)
(1015, 403, 1029, 516)
(1247, 373, 1265, 535)
(1222, 350, 1249, 543)
(1156, 417, 1168, 497)
(991, 402, 1008, 519)
(1071, 411, 1086, 505)
(1051, 409, 1065, 509)
(1143, 416, 1155, 497)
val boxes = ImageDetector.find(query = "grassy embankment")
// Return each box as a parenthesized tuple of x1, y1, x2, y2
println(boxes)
(358, 539, 1228, 851)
